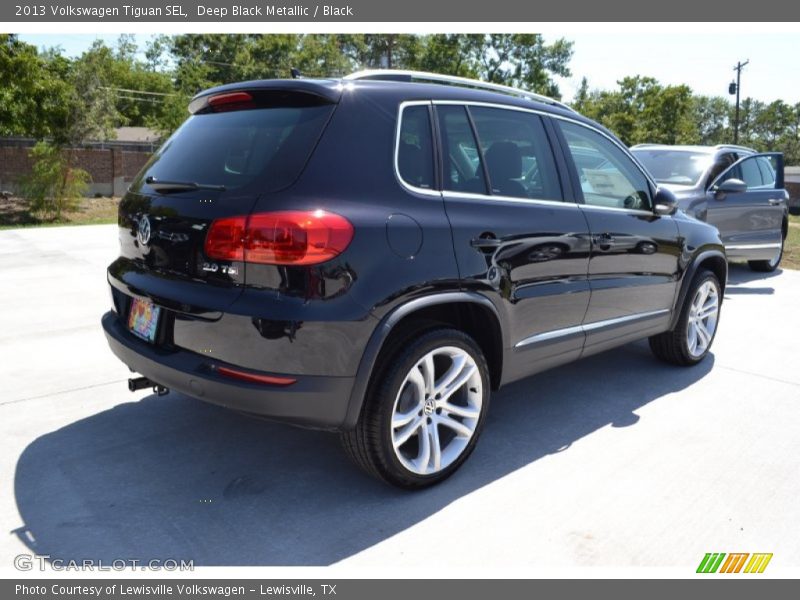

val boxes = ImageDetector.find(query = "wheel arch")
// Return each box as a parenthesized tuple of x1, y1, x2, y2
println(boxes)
(669, 249, 727, 330)
(342, 292, 505, 430)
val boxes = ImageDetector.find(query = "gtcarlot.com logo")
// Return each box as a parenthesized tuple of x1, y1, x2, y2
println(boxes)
(697, 552, 773, 574)
(14, 554, 194, 571)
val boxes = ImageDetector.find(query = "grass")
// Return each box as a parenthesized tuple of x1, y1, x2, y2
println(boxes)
(785, 213, 800, 271)
(0, 196, 119, 230)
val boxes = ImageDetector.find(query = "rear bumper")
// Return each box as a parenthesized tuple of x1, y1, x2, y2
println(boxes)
(102, 311, 355, 430)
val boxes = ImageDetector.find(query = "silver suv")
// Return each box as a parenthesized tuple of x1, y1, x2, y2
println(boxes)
(631, 144, 789, 272)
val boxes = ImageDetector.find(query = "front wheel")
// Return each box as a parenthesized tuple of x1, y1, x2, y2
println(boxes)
(341, 328, 490, 489)
(649, 269, 721, 366)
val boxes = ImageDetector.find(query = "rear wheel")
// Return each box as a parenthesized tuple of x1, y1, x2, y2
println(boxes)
(341, 328, 490, 489)
(748, 235, 784, 272)
(649, 269, 721, 366)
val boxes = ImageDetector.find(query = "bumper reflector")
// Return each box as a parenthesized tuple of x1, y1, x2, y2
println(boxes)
(215, 366, 296, 387)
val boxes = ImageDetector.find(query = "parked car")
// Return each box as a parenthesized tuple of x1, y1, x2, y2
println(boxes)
(630, 144, 789, 271)
(102, 70, 727, 489)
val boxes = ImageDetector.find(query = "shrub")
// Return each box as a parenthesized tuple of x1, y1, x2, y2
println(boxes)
(21, 142, 91, 220)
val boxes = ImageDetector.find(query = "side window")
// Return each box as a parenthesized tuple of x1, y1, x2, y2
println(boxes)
(436, 105, 488, 195)
(559, 121, 652, 211)
(738, 157, 764, 189)
(468, 107, 562, 201)
(757, 157, 776, 188)
(397, 105, 435, 190)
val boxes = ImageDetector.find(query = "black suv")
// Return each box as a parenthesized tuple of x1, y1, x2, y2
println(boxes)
(103, 70, 727, 488)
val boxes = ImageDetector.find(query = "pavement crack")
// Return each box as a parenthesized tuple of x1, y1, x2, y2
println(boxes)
(0, 379, 127, 406)
(717, 364, 800, 388)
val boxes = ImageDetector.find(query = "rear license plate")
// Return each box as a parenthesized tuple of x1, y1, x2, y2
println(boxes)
(128, 297, 161, 343)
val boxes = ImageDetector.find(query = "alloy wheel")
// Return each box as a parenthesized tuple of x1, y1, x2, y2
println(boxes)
(390, 346, 483, 475)
(686, 280, 719, 358)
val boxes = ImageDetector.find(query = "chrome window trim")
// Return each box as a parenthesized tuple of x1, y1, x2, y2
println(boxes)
(394, 99, 662, 217)
(394, 100, 441, 198)
(431, 100, 659, 190)
(418, 100, 656, 218)
(442, 190, 579, 209)
(575, 203, 655, 217)
(515, 308, 670, 349)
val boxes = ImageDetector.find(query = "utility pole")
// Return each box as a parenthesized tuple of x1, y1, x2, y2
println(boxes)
(729, 59, 749, 144)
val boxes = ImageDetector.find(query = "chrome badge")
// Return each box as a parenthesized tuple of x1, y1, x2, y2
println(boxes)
(137, 215, 152, 246)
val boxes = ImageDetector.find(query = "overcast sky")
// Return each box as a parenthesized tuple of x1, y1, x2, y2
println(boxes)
(18, 32, 800, 105)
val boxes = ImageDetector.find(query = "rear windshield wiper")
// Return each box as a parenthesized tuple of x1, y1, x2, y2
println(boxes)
(145, 176, 226, 192)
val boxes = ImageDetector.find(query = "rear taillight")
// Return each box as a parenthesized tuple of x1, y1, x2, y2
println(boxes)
(205, 210, 354, 266)
(204, 216, 247, 262)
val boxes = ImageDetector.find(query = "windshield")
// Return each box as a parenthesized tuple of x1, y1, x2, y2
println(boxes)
(632, 149, 714, 186)
(133, 102, 334, 194)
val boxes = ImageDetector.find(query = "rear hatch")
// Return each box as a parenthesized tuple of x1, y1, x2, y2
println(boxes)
(111, 82, 340, 313)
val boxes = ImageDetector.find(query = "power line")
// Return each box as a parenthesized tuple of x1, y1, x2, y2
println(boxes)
(101, 86, 174, 97)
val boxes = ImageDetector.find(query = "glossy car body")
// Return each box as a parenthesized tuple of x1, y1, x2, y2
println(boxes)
(631, 144, 789, 266)
(102, 74, 728, 437)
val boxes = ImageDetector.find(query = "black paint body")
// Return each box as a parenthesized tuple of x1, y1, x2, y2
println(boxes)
(103, 78, 727, 430)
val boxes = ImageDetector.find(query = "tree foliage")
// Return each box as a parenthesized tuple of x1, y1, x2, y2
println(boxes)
(574, 77, 800, 163)
(20, 142, 90, 220)
(3, 33, 799, 165)
(575, 76, 696, 145)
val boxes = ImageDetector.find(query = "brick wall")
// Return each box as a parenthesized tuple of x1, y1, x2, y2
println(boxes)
(0, 139, 153, 197)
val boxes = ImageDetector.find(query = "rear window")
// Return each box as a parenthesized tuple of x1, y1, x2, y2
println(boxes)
(397, 105, 435, 190)
(134, 100, 334, 194)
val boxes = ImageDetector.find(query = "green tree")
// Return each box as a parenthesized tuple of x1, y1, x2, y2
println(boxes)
(573, 76, 697, 146)
(20, 142, 90, 220)
(0, 35, 72, 139)
(572, 77, 591, 113)
(476, 34, 573, 98)
(692, 96, 731, 145)
(412, 34, 482, 78)
(58, 41, 121, 145)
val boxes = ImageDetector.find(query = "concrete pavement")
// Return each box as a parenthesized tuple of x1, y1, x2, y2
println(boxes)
(1, 224, 798, 569)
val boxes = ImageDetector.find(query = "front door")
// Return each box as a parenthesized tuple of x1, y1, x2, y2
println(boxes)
(554, 119, 681, 356)
(706, 153, 785, 260)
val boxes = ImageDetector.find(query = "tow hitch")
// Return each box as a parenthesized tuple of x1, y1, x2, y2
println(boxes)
(128, 376, 169, 396)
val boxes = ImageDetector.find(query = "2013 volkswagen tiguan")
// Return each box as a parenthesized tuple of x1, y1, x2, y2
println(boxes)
(102, 70, 728, 489)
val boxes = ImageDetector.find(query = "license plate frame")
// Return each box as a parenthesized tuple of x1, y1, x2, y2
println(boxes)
(127, 297, 161, 344)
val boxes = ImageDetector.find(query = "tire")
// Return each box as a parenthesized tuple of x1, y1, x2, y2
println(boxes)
(649, 269, 721, 366)
(748, 234, 784, 272)
(341, 328, 491, 489)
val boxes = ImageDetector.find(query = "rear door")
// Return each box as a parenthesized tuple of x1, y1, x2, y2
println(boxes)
(706, 153, 785, 254)
(111, 89, 336, 314)
(434, 102, 592, 377)
(554, 119, 681, 355)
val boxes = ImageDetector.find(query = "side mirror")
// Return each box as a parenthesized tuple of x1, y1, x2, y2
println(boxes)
(653, 187, 677, 216)
(714, 178, 747, 200)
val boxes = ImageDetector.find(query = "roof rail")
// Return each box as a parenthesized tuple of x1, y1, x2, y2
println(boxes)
(631, 142, 759, 154)
(714, 144, 757, 153)
(343, 69, 575, 112)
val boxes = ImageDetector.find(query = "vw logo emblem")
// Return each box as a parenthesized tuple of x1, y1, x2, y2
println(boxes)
(137, 215, 152, 246)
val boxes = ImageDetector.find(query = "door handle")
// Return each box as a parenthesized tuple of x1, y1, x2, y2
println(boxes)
(768, 198, 783, 206)
(470, 235, 501, 252)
